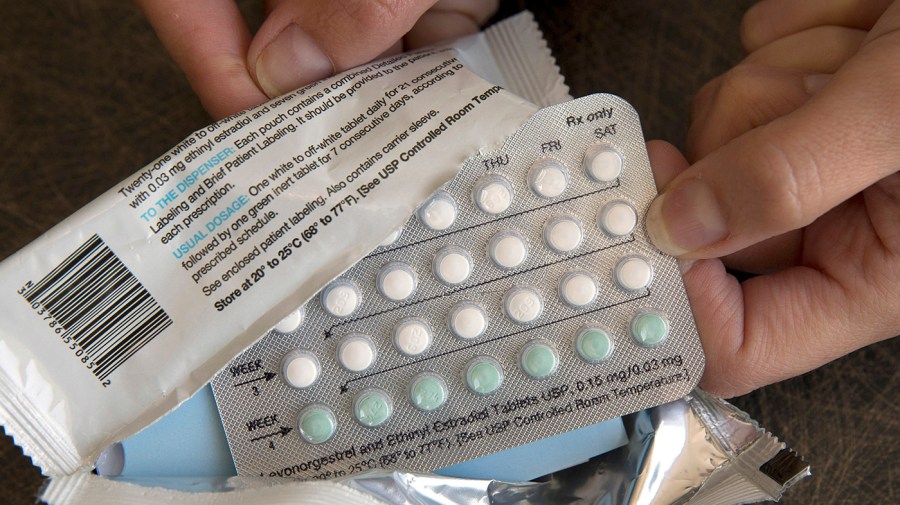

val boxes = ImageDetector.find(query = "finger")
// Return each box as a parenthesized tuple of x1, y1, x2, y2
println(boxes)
(690, 26, 863, 161)
(688, 193, 900, 398)
(405, 0, 499, 48)
(643, 140, 802, 276)
(742, 0, 892, 52)
(688, 64, 813, 161)
(135, 0, 268, 119)
(743, 25, 865, 71)
(646, 140, 689, 189)
(646, 4, 900, 259)
(247, 0, 438, 98)
(646, 144, 810, 395)
(645, 144, 807, 276)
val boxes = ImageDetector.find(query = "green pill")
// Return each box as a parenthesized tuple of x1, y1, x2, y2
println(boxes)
(520, 341, 559, 379)
(576, 327, 613, 363)
(297, 405, 336, 444)
(631, 311, 669, 347)
(353, 389, 393, 428)
(409, 373, 448, 412)
(465, 357, 503, 395)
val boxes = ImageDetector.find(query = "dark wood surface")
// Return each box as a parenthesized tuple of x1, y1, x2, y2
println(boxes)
(1, 1, 897, 503)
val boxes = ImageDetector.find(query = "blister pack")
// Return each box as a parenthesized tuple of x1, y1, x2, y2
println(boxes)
(210, 94, 705, 479)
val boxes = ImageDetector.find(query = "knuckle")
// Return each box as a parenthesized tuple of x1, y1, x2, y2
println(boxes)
(689, 65, 779, 159)
(717, 64, 767, 106)
(749, 131, 824, 229)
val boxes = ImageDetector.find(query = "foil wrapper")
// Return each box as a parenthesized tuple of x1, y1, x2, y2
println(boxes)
(41, 390, 809, 504)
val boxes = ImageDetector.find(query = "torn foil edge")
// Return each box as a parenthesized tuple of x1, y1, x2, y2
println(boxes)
(41, 390, 809, 505)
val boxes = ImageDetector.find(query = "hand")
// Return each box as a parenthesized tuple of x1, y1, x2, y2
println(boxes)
(135, 0, 498, 119)
(645, 0, 900, 397)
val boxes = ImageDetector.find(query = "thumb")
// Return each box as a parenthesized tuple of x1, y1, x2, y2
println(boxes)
(247, 0, 436, 97)
(646, 2, 900, 259)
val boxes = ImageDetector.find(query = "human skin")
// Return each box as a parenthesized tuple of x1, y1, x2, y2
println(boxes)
(645, 0, 900, 396)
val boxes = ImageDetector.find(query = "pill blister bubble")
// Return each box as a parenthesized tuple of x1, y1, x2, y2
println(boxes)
(433, 246, 473, 285)
(408, 372, 448, 412)
(464, 356, 504, 395)
(418, 191, 458, 231)
(297, 404, 336, 445)
(94, 443, 125, 477)
(448, 301, 488, 339)
(614, 256, 653, 291)
(631, 310, 669, 347)
(575, 325, 614, 363)
(528, 159, 569, 198)
(377, 262, 417, 302)
(502, 286, 543, 324)
(543, 215, 583, 253)
(280, 349, 320, 389)
(583, 143, 623, 182)
(353, 388, 393, 428)
(337, 334, 377, 372)
(272, 305, 306, 333)
(488, 230, 528, 270)
(519, 340, 559, 379)
(379, 226, 403, 247)
(599, 200, 637, 236)
(473, 174, 514, 215)
(559, 271, 598, 308)
(393, 317, 433, 356)
(320, 279, 361, 317)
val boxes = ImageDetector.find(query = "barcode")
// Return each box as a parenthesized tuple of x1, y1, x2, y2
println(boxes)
(22, 235, 172, 381)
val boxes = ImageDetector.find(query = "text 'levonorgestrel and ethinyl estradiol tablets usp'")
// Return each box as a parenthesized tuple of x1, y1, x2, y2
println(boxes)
(211, 94, 705, 480)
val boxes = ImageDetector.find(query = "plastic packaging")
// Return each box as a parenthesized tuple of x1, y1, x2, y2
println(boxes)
(0, 14, 562, 476)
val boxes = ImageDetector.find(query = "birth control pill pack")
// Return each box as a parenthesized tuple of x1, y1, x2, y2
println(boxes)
(211, 94, 704, 479)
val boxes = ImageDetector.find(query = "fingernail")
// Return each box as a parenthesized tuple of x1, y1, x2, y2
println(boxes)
(677, 258, 697, 275)
(646, 178, 728, 256)
(255, 24, 334, 97)
(803, 73, 832, 95)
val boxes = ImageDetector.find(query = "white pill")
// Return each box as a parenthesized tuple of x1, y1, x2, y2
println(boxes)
(528, 159, 568, 198)
(474, 175, 513, 215)
(599, 200, 637, 236)
(321, 280, 360, 317)
(503, 286, 543, 324)
(614, 256, 653, 291)
(273, 305, 305, 333)
(544, 216, 583, 253)
(281, 350, 320, 389)
(338, 334, 376, 372)
(449, 302, 487, 339)
(94, 443, 125, 477)
(418, 192, 457, 231)
(559, 271, 598, 307)
(584, 144, 623, 182)
(433, 246, 472, 285)
(377, 262, 417, 302)
(488, 231, 528, 269)
(379, 227, 403, 246)
(393, 318, 433, 356)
